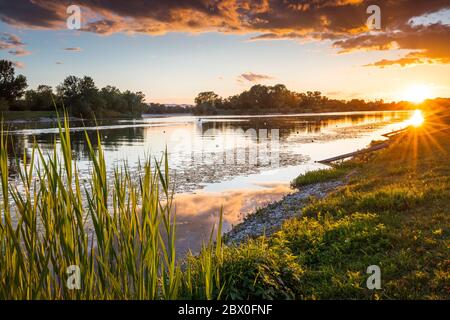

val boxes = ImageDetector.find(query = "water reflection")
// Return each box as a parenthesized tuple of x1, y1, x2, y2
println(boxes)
(5, 112, 413, 194)
(4, 111, 414, 255)
(7, 112, 409, 170)
(173, 184, 292, 255)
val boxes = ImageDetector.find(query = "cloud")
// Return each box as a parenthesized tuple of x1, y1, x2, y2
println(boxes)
(326, 91, 342, 96)
(0, 32, 31, 58)
(11, 61, 25, 69)
(64, 47, 82, 52)
(238, 72, 273, 83)
(0, 1, 65, 29)
(337, 23, 450, 67)
(8, 48, 31, 56)
(1, 1, 450, 67)
(174, 184, 291, 224)
(0, 32, 24, 49)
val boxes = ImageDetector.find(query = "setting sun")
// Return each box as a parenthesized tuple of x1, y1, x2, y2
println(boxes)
(408, 109, 425, 127)
(402, 85, 433, 104)
(1, 0, 449, 303)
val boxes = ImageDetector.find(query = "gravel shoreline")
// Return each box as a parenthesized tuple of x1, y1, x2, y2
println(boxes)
(224, 180, 343, 245)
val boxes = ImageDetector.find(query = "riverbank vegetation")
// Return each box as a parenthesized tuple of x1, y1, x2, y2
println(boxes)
(192, 84, 421, 115)
(0, 111, 57, 121)
(291, 162, 358, 188)
(0, 59, 147, 119)
(0, 116, 224, 299)
(146, 103, 193, 114)
(212, 105, 449, 299)
(0, 58, 425, 121)
(0, 103, 449, 299)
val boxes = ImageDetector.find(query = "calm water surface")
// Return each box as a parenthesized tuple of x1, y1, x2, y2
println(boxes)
(5, 111, 414, 255)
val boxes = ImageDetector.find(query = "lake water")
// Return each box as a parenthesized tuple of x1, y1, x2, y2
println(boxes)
(4, 111, 415, 255)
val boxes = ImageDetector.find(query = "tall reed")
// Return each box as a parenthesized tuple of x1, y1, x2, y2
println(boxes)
(0, 115, 223, 300)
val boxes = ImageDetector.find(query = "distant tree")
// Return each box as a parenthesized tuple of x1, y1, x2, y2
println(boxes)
(25, 85, 54, 111)
(192, 84, 411, 115)
(56, 75, 147, 118)
(146, 103, 193, 114)
(57, 75, 104, 117)
(194, 91, 222, 115)
(0, 59, 28, 102)
(57, 75, 81, 101)
(122, 90, 146, 116)
(79, 76, 97, 96)
(298, 91, 323, 111)
(195, 91, 221, 107)
(100, 86, 126, 113)
(347, 99, 366, 110)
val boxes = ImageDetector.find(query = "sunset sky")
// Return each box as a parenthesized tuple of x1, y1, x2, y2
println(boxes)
(1, 0, 449, 104)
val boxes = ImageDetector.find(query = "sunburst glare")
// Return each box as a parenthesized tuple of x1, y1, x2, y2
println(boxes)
(402, 85, 433, 103)
(408, 109, 425, 127)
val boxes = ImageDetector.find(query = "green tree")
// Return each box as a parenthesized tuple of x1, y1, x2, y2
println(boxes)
(56, 75, 146, 119)
(25, 85, 54, 111)
(0, 59, 28, 102)
(57, 75, 104, 118)
(122, 90, 146, 116)
(57, 75, 81, 101)
(194, 91, 222, 114)
(195, 91, 221, 106)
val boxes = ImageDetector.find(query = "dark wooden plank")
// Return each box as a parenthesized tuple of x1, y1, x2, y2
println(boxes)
(381, 126, 411, 137)
(317, 142, 389, 164)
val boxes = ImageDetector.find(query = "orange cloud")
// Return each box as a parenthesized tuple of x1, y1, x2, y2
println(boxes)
(0, 32, 31, 63)
(0, 32, 24, 48)
(173, 184, 291, 225)
(238, 72, 273, 83)
(11, 61, 25, 69)
(1, 0, 449, 67)
(337, 23, 450, 67)
(8, 48, 31, 56)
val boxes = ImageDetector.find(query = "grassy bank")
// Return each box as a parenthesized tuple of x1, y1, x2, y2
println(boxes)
(291, 162, 358, 188)
(1, 112, 448, 300)
(211, 117, 449, 299)
(1, 111, 57, 121)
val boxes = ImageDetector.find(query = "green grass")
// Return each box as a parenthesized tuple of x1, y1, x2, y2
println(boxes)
(1, 110, 449, 300)
(291, 163, 357, 188)
(1, 111, 57, 121)
(211, 117, 450, 299)
(0, 115, 223, 299)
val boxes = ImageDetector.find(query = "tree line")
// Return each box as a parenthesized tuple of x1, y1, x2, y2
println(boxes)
(146, 103, 193, 114)
(2, 58, 420, 119)
(0, 59, 146, 119)
(193, 84, 416, 115)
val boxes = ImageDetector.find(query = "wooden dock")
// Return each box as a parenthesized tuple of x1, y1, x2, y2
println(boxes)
(317, 142, 390, 164)
(317, 124, 418, 164)
(317, 120, 450, 164)
(381, 126, 411, 138)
